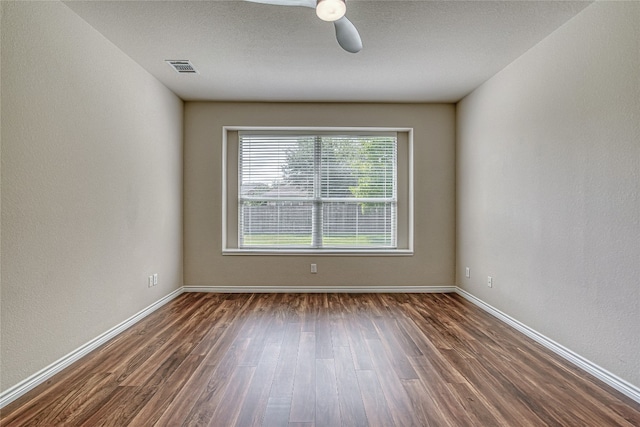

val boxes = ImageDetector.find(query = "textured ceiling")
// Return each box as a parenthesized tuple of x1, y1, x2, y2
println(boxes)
(63, 0, 592, 102)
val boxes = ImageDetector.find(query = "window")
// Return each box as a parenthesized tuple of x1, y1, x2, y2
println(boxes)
(223, 127, 413, 255)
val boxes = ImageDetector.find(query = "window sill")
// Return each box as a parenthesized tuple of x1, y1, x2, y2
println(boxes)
(222, 249, 414, 257)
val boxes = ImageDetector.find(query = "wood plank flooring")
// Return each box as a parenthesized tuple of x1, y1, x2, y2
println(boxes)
(1, 292, 639, 426)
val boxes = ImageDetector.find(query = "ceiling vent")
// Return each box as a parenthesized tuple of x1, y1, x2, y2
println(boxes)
(166, 60, 198, 74)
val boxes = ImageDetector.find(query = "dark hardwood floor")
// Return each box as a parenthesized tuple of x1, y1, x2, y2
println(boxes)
(1, 292, 639, 426)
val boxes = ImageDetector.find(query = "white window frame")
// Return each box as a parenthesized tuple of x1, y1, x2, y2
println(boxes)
(222, 127, 414, 256)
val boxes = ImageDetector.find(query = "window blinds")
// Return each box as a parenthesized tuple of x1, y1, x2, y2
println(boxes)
(239, 134, 397, 249)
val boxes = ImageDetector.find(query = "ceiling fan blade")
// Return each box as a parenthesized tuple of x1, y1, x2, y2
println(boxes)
(245, 0, 315, 9)
(333, 16, 362, 53)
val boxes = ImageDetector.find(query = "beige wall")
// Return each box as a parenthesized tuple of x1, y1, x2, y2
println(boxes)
(184, 102, 455, 288)
(1, 1, 183, 392)
(457, 1, 640, 388)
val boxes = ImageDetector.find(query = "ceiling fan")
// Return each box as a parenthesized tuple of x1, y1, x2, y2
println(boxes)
(245, 0, 362, 53)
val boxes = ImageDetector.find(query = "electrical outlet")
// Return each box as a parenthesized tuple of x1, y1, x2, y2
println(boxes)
(465, 267, 470, 278)
(487, 276, 493, 288)
(310, 263, 317, 274)
(148, 274, 158, 288)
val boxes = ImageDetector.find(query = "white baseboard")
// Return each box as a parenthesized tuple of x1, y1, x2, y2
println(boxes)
(0, 288, 184, 409)
(182, 285, 457, 293)
(455, 287, 640, 404)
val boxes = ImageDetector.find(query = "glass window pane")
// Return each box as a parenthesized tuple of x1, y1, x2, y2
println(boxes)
(321, 137, 396, 199)
(240, 201, 313, 247)
(240, 137, 314, 198)
(239, 133, 397, 250)
(322, 202, 396, 247)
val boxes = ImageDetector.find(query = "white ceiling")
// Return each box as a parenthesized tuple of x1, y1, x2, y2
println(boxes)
(63, 0, 592, 102)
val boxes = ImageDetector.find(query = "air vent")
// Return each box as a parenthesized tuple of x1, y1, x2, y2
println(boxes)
(165, 60, 198, 74)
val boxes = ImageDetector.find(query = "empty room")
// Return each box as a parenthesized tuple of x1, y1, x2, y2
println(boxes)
(1, 0, 639, 425)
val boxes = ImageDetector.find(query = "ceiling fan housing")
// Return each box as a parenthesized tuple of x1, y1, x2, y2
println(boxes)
(245, 0, 362, 53)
